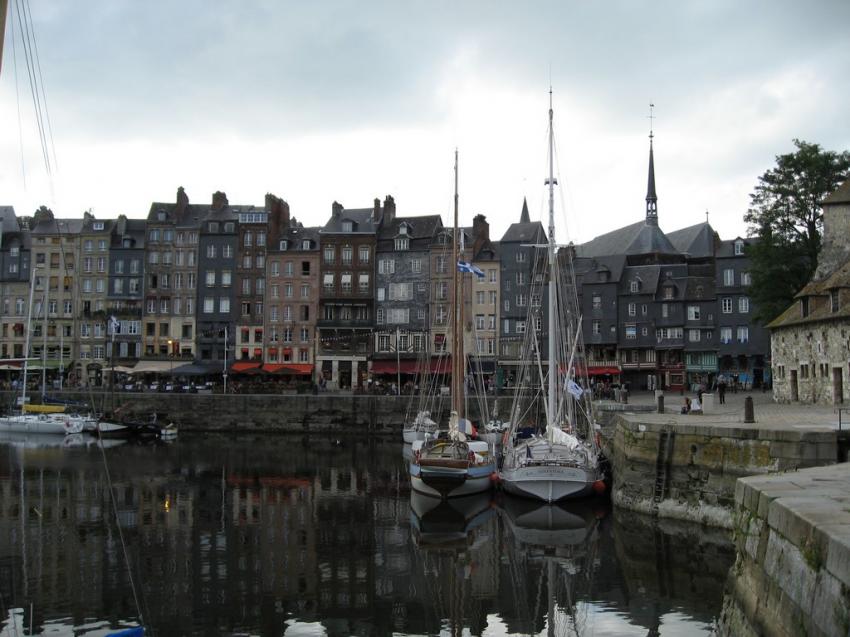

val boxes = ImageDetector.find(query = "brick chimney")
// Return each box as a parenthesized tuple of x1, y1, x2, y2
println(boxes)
(176, 186, 189, 216)
(383, 195, 396, 223)
(265, 193, 291, 244)
(211, 191, 228, 211)
(332, 201, 344, 218)
(373, 198, 381, 221)
(472, 213, 489, 255)
(116, 214, 127, 237)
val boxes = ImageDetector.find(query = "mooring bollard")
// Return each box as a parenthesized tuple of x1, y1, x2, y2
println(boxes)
(744, 395, 755, 423)
(657, 394, 664, 414)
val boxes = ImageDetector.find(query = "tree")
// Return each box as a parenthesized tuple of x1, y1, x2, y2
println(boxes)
(744, 139, 850, 323)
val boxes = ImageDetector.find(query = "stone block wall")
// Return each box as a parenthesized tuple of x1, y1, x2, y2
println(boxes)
(772, 322, 850, 405)
(718, 463, 850, 637)
(606, 414, 837, 528)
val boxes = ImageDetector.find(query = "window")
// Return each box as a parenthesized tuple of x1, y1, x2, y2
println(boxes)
(284, 261, 293, 276)
(378, 259, 395, 275)
(435, 256, 447, 273)
(323, 274, 334, 292)
(256, 255, 265, 269)
(503, 319, 510, 334)
(342, 246, 353, 265)
(831, 289, 840, 313)
(243, 232, 253, 247)
(204, 297, 214, 313)
(720, 327, 732, 344)
(739, 297, 750, 314)
(271, 261, 280, 277)
(734, 240, 745, 256)
(342, 221, 353, 232)
(285, 282, 293, 298)
(723, 268, 734, 286)
(223, 245, 233, 258)
(741, 272, 752, 286)
(516, 320, 526, 334)
(592, 295, 602, 310)
(531, 294, 541, 308)
(516, 272, 525, 285)
(625, 324, 636, 339)
(359, 246, 370, 263)
(220, 298, 231, 313)
(663, 286, 674, 300)
(221, 271, 231, 287)
(411, 259, 422, 274)
(516, 251, 527, 263)
(376, 308, 384, 324)
(687, 306, 700, 321)
(358, 275, 369, 293)
(688, 329, 700, 342)
(737, 326, 749, 343)
(592, 320, 601, 335)
(323, 246, 335, 264)
(630, 280, 640, 293)
(341, 274, 352, 293)
(504, 299, 510, 312)
(516, 294, 527, 307)
(257, 232, 266, 247)
(206, 271, 216, 286)
(662, 304, 669, 318)
(388, 308, 410, 324)
(721, 298, 732, 314)
(301, 284, 310, 298)
(628, 302, 636, 316)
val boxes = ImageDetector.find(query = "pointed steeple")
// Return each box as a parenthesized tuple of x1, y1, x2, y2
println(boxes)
(646, 103, 658, 226)
(520, 197, 530, 223)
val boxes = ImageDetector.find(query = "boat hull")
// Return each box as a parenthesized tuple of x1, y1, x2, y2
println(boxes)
(500, 464, 599, 502)
(409, 462, 495, 499)
(403, 428, 426, 444)
(0, 415, 83, 435)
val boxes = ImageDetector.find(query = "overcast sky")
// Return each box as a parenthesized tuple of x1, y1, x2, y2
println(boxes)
(1, 0, 848, 244)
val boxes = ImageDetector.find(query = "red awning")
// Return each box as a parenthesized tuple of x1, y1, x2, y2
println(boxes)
(587, 366, 621, 376)
(231, 361, 263, 373)
(371, 360, 422, 374)
(430, 357, 452, 374)
(268, 347, 278, 354)
(262, 363, 313, 375)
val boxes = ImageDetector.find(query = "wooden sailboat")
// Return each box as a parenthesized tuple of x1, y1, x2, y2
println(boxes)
(408, 150, 496, 498)
(499, 92, 604, 502)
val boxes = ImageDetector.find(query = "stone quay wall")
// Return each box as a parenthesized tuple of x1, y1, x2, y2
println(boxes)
(718, 463, 850, 637)
(0, 391, 504, 435)
(602, 413, 838, 529)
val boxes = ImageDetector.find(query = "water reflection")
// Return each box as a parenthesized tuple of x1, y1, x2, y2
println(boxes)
(0, 435, 733, 636)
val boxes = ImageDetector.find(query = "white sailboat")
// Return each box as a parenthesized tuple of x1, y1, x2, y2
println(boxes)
(499, 92, 604, 502)
(409, 150, 496, 499)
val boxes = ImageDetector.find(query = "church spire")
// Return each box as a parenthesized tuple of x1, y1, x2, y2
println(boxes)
(520, 196, 530, 223)
(645, 103, 658, 226)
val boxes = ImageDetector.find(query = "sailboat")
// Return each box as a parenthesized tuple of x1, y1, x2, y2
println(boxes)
(499, 92, 604, 502)
(401, 346, 441, 443)
(409, 150, 496, 498)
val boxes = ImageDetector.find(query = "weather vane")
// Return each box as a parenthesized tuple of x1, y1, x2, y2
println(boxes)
(648, 103, 655, 140)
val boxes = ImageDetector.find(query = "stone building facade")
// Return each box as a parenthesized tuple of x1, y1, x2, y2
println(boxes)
(107, 216, 145, 362)
(0, 207, 31, 364)
(770, 179, 850, 404)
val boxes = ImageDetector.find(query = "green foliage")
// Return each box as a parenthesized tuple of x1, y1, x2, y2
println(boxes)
(744, 139, 850, 323)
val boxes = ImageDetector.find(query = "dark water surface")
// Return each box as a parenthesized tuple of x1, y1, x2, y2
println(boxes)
(0, 434, 734, 636)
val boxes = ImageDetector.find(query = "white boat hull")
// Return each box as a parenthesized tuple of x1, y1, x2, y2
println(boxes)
(403, 428, 426, 444)
(500, 464, 599, 502)
(410, 469, 493, 499)
(0, 414, 84, 435)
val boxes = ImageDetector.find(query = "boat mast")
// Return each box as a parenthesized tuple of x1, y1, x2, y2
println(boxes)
(452, 149, 463, 418)
(546, 90, 557, 429)
(21, 263, 39, 409)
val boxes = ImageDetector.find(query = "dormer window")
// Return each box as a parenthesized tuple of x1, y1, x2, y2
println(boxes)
(399, 224, 408, 235)
(224, 222, 235, 233)
(209, 222, 219, 233)
(395, 237, 409, 251)
(301, 239, 311, 250)
(831, 290, 839, 313)
(663, 285, 675, 300)
(800, 297, 809, 318)
(280, 240, 288, 251)
(734, 240, 745, 256)
(157, 211, 166, 221)
(122, 238, 132, 248)
(93, 222, 104, 231)
(342, 221, 353, 232)
(630, 279, 641, 293)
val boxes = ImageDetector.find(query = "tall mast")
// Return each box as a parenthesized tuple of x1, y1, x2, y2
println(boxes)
(452, 149, 463, 417)
(21, 264, 39, 410)
(546, 90, 557, 427)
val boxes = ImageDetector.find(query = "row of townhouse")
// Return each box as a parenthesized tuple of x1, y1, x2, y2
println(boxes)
(0, 138, 771, 390)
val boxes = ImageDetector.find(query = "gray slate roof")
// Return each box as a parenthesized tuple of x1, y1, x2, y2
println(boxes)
(322, 208, 380, 234)
(500, 220, 546, 244)
(377, 214, 442, 250)
(666, 222, 717, 258)
(0, 206, 19, 233)
(31, 218, 85, 235)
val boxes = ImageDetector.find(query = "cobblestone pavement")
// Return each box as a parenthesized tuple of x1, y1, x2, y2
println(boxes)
(614, 389, 848, 432)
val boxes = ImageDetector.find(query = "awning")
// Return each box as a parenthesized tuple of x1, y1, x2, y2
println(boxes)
(26, 360, 64, 370)
(430, 357, 452, 374)
(231, 361, 263, 374)
(587, 366, 621, 376)
(371, 360, 422, 374)
(341, 273, 352, 284)
(262, 363, 313, 375)
(468, 359, 496, 374)
(111, 365, 138, 374)
(127, 360, 174, 374)
(171, 362, 222, 376)
(323, 274, 334, 284)
(0, 362, 22, 371)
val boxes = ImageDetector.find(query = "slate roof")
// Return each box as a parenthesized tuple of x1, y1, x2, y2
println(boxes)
(0, 206, 19, 233)
(474, 239, 500, 262)
(30, 218, 85, 235)
(500, 220, 546, 244)
(768, 256, 850, 329)
(322, 208, 380, 234)
(279, 225, 321, 250)
(666, 222, 717, 258)
(377, 214, 442, 250)
(111, 219, 146, 249)
(822, 179, 850, 205)
(620, 265, 662, 294)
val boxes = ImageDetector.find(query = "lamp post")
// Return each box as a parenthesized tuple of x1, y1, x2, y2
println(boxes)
(167, 339, 173, 389)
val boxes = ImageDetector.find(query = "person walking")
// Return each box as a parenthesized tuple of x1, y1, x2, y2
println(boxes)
(718, 375, 727, 404)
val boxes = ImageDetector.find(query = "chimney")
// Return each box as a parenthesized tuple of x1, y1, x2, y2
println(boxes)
(472, 213, 489, 255)
(332, 201, 343, 218)
(176, 186, 189, 216)
(211, 191, 228, 211)
(117, 214, 127, 236)
(383, 195, 396, 223)
(373, 198, 381, 220)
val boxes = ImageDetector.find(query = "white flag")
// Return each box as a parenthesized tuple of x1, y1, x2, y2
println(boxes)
(566, 379, 583, 400)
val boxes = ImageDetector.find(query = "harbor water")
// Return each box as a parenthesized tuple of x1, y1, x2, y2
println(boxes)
(0, 434, 733, 636)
